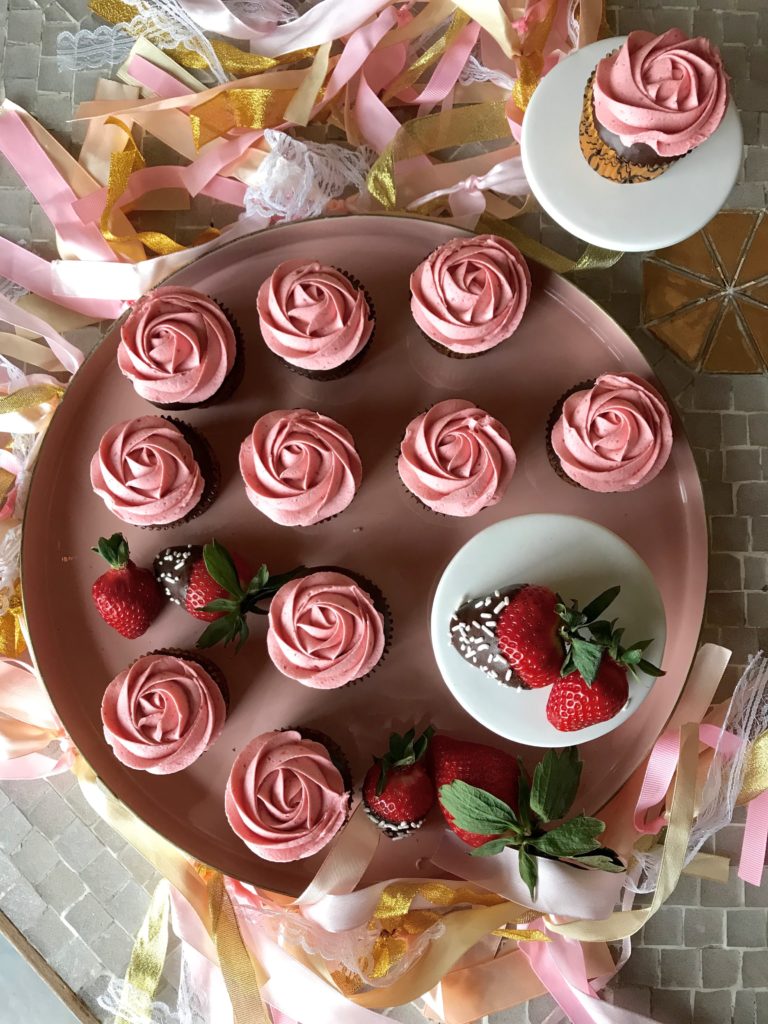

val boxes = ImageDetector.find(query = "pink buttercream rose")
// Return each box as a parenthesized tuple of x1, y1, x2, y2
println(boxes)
(90, 416, 203, 526)
(239, 409, 362, 527)
(398, 399, 516, 516)
(101, 654, 226, 774)
(551, 374, 673, 492)
(593, 30, 729, 158)
(410, 234, 531, 355)
(117, 287, 236, 406)
(267, 571, 385, 688)
(257, 260, 373, 371)
(225, 730, 348, 861)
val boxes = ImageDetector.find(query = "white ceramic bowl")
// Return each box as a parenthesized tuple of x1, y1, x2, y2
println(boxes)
(431, 514, 667, 747)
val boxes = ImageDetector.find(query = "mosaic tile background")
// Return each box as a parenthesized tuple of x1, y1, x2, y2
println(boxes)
(0, 0, 766, 1020)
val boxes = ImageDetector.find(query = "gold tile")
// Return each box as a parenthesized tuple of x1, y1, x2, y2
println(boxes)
(657, 230, 721, 284)
(703, 301, 762, 373)
(736, 214, 768, 286)
(647, 298, 719, 365)
(737, 298, 768, 365)
(704, 210, 758, 280)
(643, 262, 718, 321)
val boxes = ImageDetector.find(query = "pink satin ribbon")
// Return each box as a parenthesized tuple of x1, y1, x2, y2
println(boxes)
(0, 657, 74, 780)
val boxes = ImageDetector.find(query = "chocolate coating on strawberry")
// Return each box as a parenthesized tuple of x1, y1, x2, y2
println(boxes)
(449, 585, 526, 687)
(153, 545, 200, 605)
(363, 727, 435, 840)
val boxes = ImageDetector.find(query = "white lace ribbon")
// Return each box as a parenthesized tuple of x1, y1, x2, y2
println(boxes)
(243, 129, 375, 223)
(58, 0, 227, 81)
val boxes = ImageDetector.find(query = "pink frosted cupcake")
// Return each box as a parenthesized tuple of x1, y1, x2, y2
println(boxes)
(101, 651, 227, 774)
(398, 399, 516, 516)
(580, 30, 729, 183)
(117, 287, 242, 410)
(90, 415, 219, 529)
(257, 260, 374, 380)
(225, 729, 351, 861)
(267, 570, 389, 689)
(547, 374, 673, 492)
(238, 408, 362, 527)
(410, 235, 530, 358)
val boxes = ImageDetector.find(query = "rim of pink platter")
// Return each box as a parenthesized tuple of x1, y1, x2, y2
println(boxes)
(21, 213, 708, 895)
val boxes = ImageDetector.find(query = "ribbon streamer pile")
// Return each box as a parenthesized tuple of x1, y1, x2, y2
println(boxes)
(0, 2, 764, 1023)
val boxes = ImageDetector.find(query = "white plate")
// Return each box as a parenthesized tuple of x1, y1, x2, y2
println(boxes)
(521, 37, 743, 252)
(430, 514, 667, 747)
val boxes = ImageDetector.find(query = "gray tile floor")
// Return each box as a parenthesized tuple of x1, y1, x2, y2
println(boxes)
(0, 0, 766, 1022)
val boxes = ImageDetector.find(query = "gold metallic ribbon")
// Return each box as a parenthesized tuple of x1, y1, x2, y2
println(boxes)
(207, 871, 270, 1024)
(114, 880, 170, 1024)
(0, 384, 64, 414)
(89, 0, 315, 77)
(738, 732, 768, 804)
(189, 89, 293, 149)
(477, 212, 624, 274)
(511, 0, 558, 111)
(0, 581, 26, 658)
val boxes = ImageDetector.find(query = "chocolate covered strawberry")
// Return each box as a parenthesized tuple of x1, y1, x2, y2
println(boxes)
(92, 533, 164, 638)
(430, 734, 520, 847)
(363, 726, 435, 839)
(435, 742, 624, 897)
(154, 540, 304, 649)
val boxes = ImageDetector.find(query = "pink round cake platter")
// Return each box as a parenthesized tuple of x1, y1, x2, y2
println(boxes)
(21, 214, 707, 897)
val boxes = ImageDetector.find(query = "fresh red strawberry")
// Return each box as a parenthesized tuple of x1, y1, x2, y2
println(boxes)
(363, 727, 435, 839)
(495, 585, 563, 688)
(430, 735, 520, 848)
(154, 540, 305, 650)
(91, 533, 164, 639)
(184, 550, 253, 621)
(546, 658, 630, 732)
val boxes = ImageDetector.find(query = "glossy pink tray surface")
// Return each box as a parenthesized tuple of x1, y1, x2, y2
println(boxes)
(22, 215, 707, 895)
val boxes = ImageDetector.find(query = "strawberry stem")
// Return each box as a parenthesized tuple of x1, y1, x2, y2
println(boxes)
(92, 533, 130, 570)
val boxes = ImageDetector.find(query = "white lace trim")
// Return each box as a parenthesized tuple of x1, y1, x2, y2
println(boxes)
(226, 0, 298, 25)
(629, 653, 768, 894)
(243, 129, 374, 223)
(459, 54, 516, 93)
(58, 0, 227, 80)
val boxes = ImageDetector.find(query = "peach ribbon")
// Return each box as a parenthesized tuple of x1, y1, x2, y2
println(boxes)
(0, 658, 73, 779)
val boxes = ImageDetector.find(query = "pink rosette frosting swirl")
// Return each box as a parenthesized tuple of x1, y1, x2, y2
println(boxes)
(267, 571, 385, 688)
(398, 399, 517, 516)
(90, 416, 204, 526)
(551, 374, 673, 492)
(257, 260, 373, 371)
(225, 730, 348, 861)
(117, 287, 236, 405)
(410, 234, 531, 354)
(101, 654, 226, 774)
(239, 409, 362, 526)
(593, 30, 729, 158)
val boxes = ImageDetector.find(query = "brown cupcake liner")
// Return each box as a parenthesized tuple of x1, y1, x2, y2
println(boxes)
(284, 726, 353, 804)
(140, 647, 231, 711)
(149, 301, 246, 411)
(544, 379, 596, 489)
(579, 71, 675, 185)
(139, 418, 220, 530)
(267, 269, 376, 382)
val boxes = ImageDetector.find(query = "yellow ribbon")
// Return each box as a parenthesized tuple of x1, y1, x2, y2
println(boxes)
(207, 871, 270, 1024)
(114, 880, 170, 1024)
(477, 212, 624, 274)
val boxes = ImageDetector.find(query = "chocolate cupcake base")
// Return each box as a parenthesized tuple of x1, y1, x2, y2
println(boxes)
(544, 380, 595, 489)
(579, 71, 676, 184)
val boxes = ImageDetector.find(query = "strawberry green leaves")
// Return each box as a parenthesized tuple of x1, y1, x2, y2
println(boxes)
(440, 746, 624, 899)
(195, 540, 306, 651)
(556, 586, 664, 685)
(375, 726, 434, 795)
(93, 533, 130, 570)
(530, 746, 582, 822)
